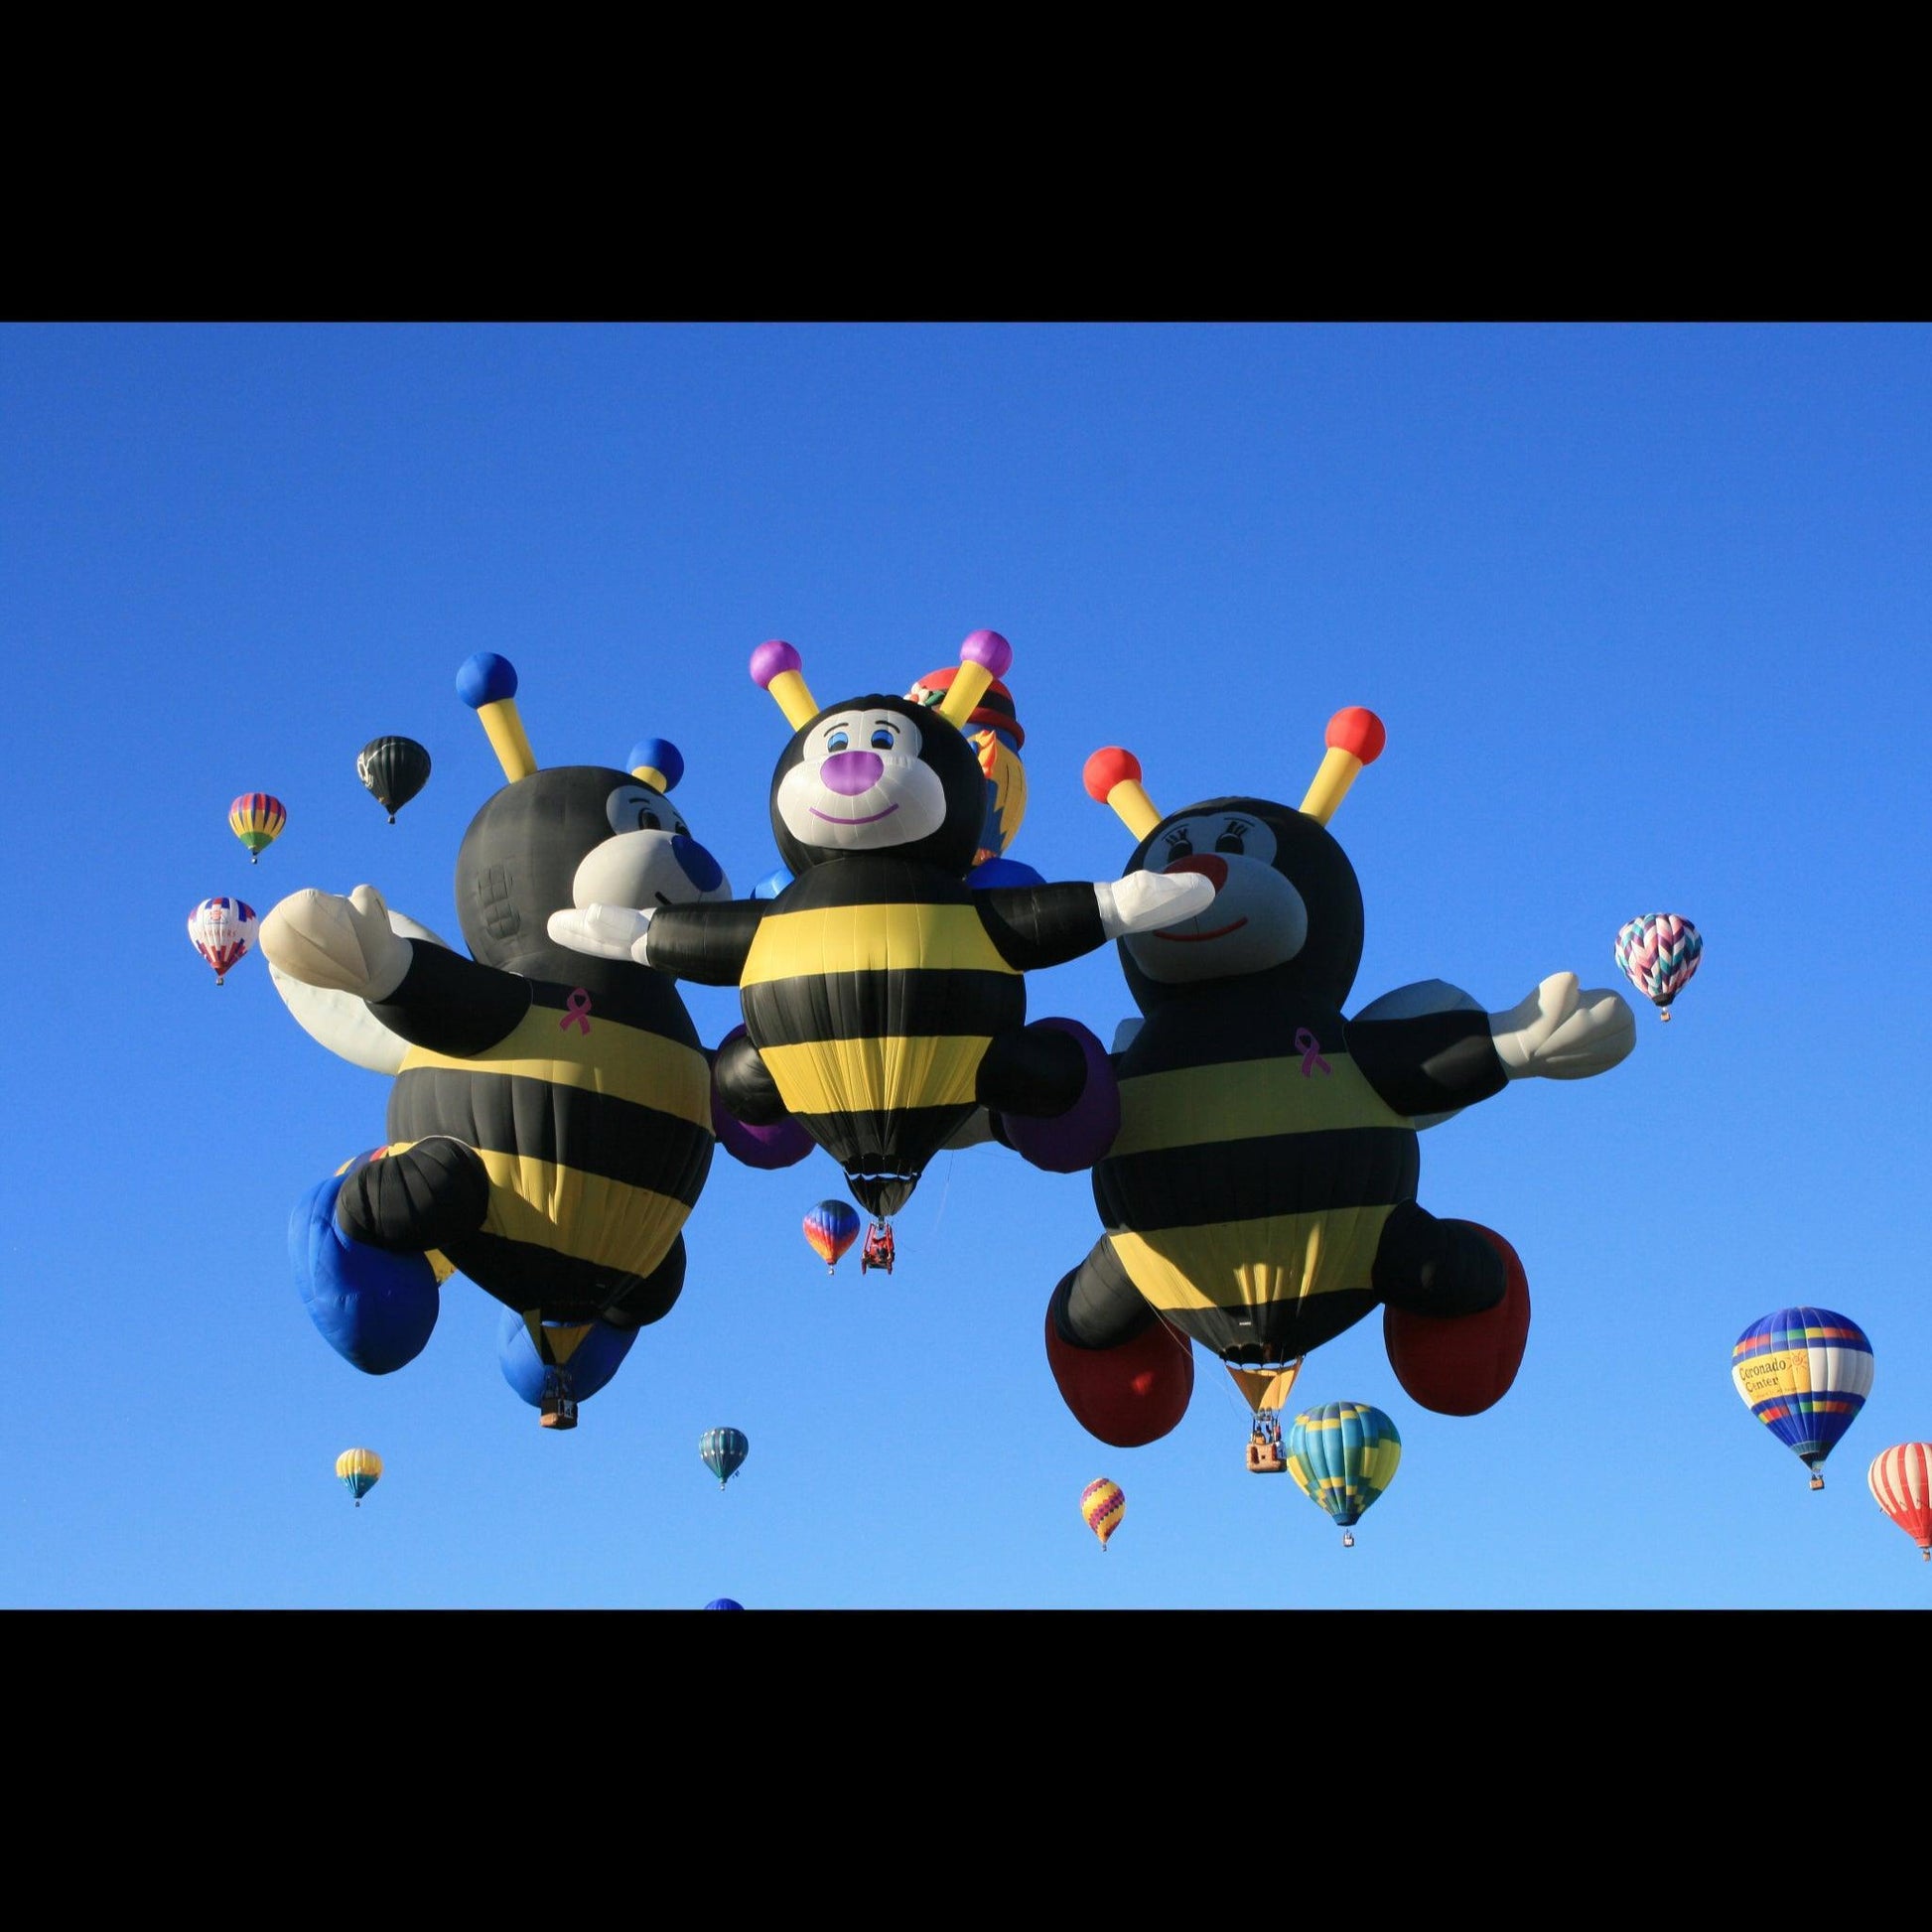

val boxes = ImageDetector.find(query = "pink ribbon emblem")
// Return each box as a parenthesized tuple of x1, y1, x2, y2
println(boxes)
(560, 988, 593, 1035)
(1296, 1027, 1331, 1077)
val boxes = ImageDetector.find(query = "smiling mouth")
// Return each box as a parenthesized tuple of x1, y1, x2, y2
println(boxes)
(810, 802, 898, 825)
(1154, 915, 1250, 942)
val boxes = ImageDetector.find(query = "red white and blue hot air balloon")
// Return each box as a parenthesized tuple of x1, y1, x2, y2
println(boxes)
(188, 897, 259, 986)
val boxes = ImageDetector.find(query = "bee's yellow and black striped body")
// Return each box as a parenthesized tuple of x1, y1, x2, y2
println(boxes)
(376, 943, 715, 1322)
(1094, 993, 1419, 1363)
(654, 855, 1104, 1218)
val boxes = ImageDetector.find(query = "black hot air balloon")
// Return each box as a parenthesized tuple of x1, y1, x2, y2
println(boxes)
(356, 736, 432, 823)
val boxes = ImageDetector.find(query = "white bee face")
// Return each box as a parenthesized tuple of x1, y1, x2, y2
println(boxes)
(1122, 811, 1307, 983)
(774, 708, 948, 851)
(570, 785, 732, 910)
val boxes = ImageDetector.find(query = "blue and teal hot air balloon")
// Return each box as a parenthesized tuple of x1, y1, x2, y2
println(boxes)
(1731, 1306, 1873, 1490)
(705, 1597, 745, 1610)
(1285, 1401, 1402, 1546)
(701, 1427, 749, 1489)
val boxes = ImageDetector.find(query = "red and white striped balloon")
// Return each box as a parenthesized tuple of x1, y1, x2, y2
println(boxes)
(1867, 1443, 1932, 1562)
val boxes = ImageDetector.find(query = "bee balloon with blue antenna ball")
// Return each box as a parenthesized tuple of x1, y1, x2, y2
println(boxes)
(261, 652, 810, 1425)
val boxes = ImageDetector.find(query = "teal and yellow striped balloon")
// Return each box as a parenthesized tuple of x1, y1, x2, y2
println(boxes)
(1286, 1401, 1401, 1545)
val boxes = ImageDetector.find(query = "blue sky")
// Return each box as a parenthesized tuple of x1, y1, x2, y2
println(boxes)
(4, 321, 1928, 1612)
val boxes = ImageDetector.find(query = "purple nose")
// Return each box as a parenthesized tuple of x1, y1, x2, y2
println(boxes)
(820, 750, 884, 796)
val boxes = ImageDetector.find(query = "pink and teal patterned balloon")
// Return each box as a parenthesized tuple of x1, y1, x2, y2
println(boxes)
(1614, 912, 1703, 1020)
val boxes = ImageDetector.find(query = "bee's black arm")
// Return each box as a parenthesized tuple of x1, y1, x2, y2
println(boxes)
(366, 941, 532, 1057)
(1347, 1009, 1509, 1119)
(644, 900, 767, 986)
(975, 883, 1109, 971)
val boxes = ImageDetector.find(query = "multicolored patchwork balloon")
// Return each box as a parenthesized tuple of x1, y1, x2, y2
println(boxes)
(1867, 1444, 1932, 1562)
(1730, 1306, 1872, 1489)
(188, 896, 258, 985)
(228, 792, 286, 863)
(1286, 1401, 1402, 1546)
(1614, 912, 1703, 1020)
(1080, 1476, 1125, 1551)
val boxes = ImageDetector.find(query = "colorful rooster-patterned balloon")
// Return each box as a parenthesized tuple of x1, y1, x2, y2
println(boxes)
(1614, 912, 1703, 1020)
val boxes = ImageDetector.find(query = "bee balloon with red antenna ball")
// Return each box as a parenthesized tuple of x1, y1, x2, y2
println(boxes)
(1038, 707, 1639, 1449)
(547, 629, 1207, 1242)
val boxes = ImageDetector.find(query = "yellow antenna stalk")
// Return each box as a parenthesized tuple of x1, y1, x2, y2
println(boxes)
(935, 628, 1014, 732)
(1083, 747, 1163, 841)
(457, 653, 539, 781)
(750, 639, 820, 730)
(1299, 707, 1386, 825)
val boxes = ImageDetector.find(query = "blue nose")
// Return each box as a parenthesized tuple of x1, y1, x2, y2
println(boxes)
(672, 834, 723, 893)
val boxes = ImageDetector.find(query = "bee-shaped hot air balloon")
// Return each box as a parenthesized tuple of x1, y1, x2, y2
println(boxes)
(1038, 711, 1638, 1449)
(261, 653, 807, 1420)
(229, 792, 287, 864)
(547, 630, 1210, 1242)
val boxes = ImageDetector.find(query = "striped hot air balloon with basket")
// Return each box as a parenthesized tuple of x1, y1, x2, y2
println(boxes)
(1730, 1307, 1872, 1490)
(1868, 1444, 1932, 1563)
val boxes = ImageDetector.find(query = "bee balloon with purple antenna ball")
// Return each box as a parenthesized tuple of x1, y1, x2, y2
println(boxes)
(547, 629, 1212, 1240)
(260, 652, 807, 1420)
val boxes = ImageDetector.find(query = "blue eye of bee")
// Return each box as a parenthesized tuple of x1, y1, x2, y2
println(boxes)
(870, 727, 895, 750)
(827, 729, 849, 753)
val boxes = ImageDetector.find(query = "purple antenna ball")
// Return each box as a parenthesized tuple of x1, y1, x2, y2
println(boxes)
(959, 629, 1013, 677)
(751, 640, 802, 689)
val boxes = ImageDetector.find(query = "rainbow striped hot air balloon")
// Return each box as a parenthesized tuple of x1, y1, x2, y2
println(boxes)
(1867, 1444, 1932, 1563)
(228, 792, 286, 863)
(803, 1198, 862, 1274)
(1080, 1476, 1125, 1551)
(1614, 912, 1703, 1021)
(1731, 1307, 1873, 1489)
(188, 897, 258, 986)
(336, 1447, 382, 1506)
(1285, 1401, 1402, 1547)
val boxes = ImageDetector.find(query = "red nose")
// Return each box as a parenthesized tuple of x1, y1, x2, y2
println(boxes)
(1164, 854, 1226, 890)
